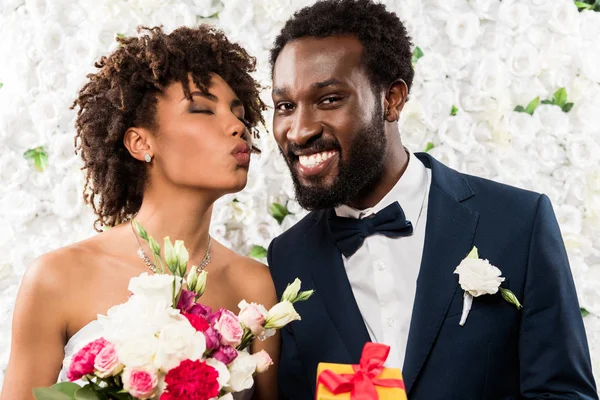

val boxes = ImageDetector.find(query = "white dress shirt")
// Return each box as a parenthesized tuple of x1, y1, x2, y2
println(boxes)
(335, 152, 431, 368)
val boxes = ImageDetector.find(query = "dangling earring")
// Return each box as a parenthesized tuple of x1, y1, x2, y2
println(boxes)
(385, 109, 391, 118)
(144, 153, 152, 163)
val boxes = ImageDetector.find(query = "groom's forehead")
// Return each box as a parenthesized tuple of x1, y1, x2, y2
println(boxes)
(272, 36, 365, 92)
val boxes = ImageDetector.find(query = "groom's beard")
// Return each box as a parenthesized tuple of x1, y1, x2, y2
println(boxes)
(283, 103, 387, 211)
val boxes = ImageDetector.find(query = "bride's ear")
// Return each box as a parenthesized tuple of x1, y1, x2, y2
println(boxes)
(124, 127, 153, 162)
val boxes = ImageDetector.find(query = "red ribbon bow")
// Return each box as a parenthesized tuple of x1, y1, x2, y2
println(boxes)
(317, 343, 405, 400)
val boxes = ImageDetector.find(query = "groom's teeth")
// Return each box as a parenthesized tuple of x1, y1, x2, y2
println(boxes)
(298, 151, 336, 168)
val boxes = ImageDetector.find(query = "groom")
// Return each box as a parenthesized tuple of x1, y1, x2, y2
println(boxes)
(266, 0, 597, 399)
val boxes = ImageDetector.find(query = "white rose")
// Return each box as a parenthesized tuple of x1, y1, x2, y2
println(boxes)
(155, 3, 198, 31)
(580, 41, 600, 83)
(154, 319, 206, 371)
(38, 22, 66, 53)
(0, 147, 30, 191)
(128, 273, 182, 304)
(566, 135, 599, 170)
(0, 264, 18, 292)
(445, 12, 480, 48)
(415, 52, 447, 82)
(548, 0, 579, 35)
(504, 111, 542, 150)
(468, 0, 499, 19)
(556, 204, 583, 235)
(419, 82, 455, 128)
(206, 358, 231, 390)
(0, 190, 40, 225)
(52, 173, 85, 220)
(471, 55, 509, 97)
(445, 48, 473, 78)
(437, 112, 476, 155)
(454, 258, 505, 297)
(507, 43, 541, 77)
(264, 301, 300, 329)
(226, 352, 256, 392)
(580, 10, 600, 40)
(587, 168, 600, 193)
(509, 77, 545, 107)
(116, 336, 160, 369)
(460, 151, 497, 180)
(530, 136, 566, 174)
(535, 104, 571, 139)
(180, 0, 221, 17)
(36, 58, 67, 91)
(498, 1, 533, 33)
(576, 99, 600, 133)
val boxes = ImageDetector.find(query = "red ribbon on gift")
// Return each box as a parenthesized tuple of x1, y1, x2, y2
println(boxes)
(317, 343, 405, 400)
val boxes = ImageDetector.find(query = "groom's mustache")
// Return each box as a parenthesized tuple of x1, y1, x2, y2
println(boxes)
(286, 137, 341, 161)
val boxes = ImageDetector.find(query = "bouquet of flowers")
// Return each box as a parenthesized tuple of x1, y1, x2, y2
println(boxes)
(34, 221, 313, 400)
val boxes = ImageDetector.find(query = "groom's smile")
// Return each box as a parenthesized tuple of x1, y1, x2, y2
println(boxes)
(271, 35, 387, 210)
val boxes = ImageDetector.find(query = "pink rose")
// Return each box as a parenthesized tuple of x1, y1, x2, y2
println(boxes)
(252, 350, 273, 373)
(66, 338, 109, 381)
(122, 368, 158, 399)
(213, 345, 239, 365)
(238, 301, 267, 336)
(213, 309, 243, 347)
(94, 342, 123, 378)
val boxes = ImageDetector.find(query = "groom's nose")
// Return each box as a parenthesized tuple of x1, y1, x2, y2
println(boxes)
(287, 106, 323, 146)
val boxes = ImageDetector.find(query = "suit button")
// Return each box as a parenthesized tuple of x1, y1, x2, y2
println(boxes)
(375, 260, 386, 271)
(387, 318, 395, 327)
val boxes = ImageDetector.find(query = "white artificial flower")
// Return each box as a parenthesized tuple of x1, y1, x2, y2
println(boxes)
(535, 104, 571, 139)
(530, 136, 566, 174)
(460, 151, 497, 180)
(504, 111, 542, 150)
(497, 1, 533, 33)
(427, 145, 460, 170)
(566, 135, 599, 170)
(51, 173, 84, 220)
(468, 0, 499, 19)
(580, 41, 600, 83)
(507, 42, 541, 77)
(437, 112, 476, 155)
(226, 351, 256, 392)
(0, 264, 18, 292)
(128, 273, 182, 304)
(471, 55, 509, 97)
(415, 52, 447, 82)
(445, 12, 480, 48)
(556, 204, 583, 235)
(154, 319, 206, 371)
(0, 190, 41, 225)
(548, 0, 580, 35)
(0, 148, 30, 191)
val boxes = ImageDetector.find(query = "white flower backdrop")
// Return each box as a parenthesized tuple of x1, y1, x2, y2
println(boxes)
(0, 0, 599, 389)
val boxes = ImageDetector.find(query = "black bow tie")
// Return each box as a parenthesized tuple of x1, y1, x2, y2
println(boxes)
(328, 201, 413, 258)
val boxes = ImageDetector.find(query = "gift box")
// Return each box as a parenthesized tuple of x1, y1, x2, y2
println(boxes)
(315, 343, 407, 400)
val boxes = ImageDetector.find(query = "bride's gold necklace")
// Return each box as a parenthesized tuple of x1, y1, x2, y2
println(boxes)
(130, 219, 212, 274)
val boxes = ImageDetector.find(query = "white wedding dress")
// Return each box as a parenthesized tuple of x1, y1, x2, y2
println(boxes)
(58, 320, 254, 400)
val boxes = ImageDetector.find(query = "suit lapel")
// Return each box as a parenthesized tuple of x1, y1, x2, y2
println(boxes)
(402, 153, 480, 393)
(303, 210, 371, 362)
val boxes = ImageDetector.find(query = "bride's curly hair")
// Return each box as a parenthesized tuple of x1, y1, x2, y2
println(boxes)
(72, 25, 265, 231)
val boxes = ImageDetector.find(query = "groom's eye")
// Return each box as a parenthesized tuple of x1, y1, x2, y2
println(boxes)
(276, 102, 295, 112)
(320, 96, 343, 105)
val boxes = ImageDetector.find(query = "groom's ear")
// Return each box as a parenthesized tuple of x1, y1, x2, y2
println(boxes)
(383, 79, 408, 122)
(123, 127, 153, 162)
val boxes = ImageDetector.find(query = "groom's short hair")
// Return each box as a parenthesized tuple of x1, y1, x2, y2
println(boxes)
(270, 0, 414, 93)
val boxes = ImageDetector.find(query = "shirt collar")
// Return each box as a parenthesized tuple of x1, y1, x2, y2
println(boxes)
(334, 151, 429, 226)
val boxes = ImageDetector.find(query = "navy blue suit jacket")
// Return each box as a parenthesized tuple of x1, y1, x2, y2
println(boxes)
(267, 153, 597, 399)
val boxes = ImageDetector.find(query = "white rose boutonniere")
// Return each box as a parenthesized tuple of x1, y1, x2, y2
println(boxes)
(454, 246, 523, 326)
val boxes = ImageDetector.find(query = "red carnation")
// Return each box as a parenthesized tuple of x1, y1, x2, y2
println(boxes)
(184, 313, 210, 332)
(161, 359, 219, 400)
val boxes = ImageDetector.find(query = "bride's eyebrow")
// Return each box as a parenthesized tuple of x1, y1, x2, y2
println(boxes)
(183, 91, 244, 109)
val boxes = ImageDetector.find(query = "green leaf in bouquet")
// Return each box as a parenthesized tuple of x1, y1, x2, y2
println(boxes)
(24, 146, 49, 172)
(295, 289, 315, 302)
(424, 142, 435, 153)
(524, 96, 540, 115)
(541, 100, 553, 105)
(411, 46, 424, 65)
(33, 387, 74, 400)
(132, 220, 149, 240)
(562, 102, 574, 113)
(574, 1, 593, 10)
(249, 245, 267, 259)
(74, 385, 103, 400)
(0, 82, 3, 89)
(450, 105, 459, 116)
(513, 105, 526, 113)
(581, 307, 590, 317)
(552, 87, 567, 107)
(52, 383, 81, 397)
(270, 202, 290, 224)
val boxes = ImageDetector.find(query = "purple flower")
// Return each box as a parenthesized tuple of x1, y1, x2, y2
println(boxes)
(204, 326, 221, 350)
(177, 290, 211, 317)
(212, 346, 239, 365)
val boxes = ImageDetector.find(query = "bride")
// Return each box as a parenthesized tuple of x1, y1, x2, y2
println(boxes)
(1, 25, 278, 400)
